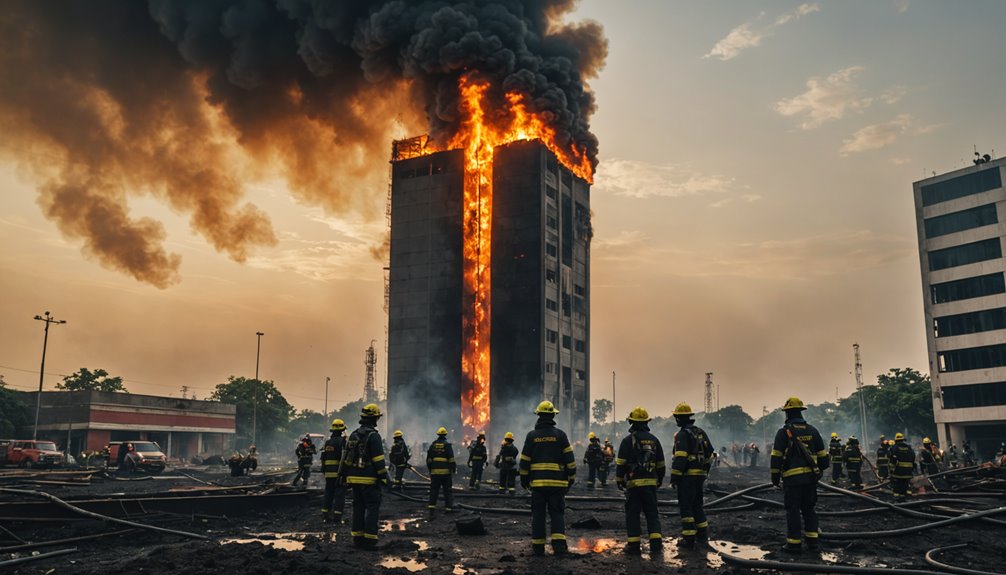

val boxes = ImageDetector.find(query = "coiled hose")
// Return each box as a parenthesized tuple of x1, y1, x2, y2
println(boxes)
(924, 543, 1006, 575)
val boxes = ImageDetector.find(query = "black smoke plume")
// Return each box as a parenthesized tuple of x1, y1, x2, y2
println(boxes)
(0, 1, 606, 287)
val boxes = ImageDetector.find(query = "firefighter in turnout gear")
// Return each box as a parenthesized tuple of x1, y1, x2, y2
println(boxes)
(828, 433, 844, 484)
(601, 439, 615, 485)
(920, 438, 939, 475)
(888, 433, 915, 497)
(617, 407, 667, 555)
(668, 403, 713, 550)
(343, 403, 388, 548)
(584, 432, 604, 488)
(389, 430, 411, 490)
(843, 436, 864, 489)
(427, 427, 456, 517)
(520, 400, 576, 556)
(495, 432, 519, 495)
(876, 436, 890, 480)
(771, 397, 830, 552)
(321, 419, 347, 523)
(468, 432, 488, 490)
(292, 435, 317, 487)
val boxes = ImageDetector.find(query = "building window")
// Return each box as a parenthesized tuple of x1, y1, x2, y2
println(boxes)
(547, 215, 558, 229)
(546, 269, 557, 283)
(924, 204, 998, 238)
(942, 381, 1006, 409)
(546, 243, 558, 257)
(574, 339, 585, 352)
(938, 343, 1006, 372)
(928, 238, 1001, 271)
(921, 168, 1002, 206)
(546, 184, 557, 200)
(935, 307, 1006, 338)
(546, 330, 557, 344)
(574, 284, 585, 296)
(545, 362, 556, 374)
(931, 273, 1006, 304)
(546, 299, 558, 312)
(562, 335, 571, 349)
(575, 369, 585, 381)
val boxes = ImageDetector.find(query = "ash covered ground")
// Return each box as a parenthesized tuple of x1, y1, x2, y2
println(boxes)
(4, 464, 1006, 574)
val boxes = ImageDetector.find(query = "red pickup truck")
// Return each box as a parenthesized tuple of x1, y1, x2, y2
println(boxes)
(0, 439, 65, 469)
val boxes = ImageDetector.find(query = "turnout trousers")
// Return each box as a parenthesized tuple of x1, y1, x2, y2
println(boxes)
(393, 464, 407, 487)
(783, 482, 819, 547)
(847, 468, 863, 488)
(322, 478, 346, 519)
(891, 476, 911, 498)
(530, 487, 567, 552)
(625, 485, 662, 545)
(428, 475, 454, 511)
(498, 467, 516, 492)
(676, 477, 707, 541)
(351, 484, 382, 547)
(469, 462, 484, 487)
(587, 463, 600, 486)
(831, 462, 843, 483)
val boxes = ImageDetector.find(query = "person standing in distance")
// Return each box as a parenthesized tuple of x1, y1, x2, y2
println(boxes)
(770, 397, 829, 553)
(669, 403, 714, 549)
(321, 419, 347, 523)
(342, 403, 388, 548)
(519, 400, 576, 556)
(426, 427, 456, 517)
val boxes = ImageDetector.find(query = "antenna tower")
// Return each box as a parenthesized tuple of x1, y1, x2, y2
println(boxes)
(364, 340, 378, 403)
(853, 343, 869, 446)
(704, 372, 714, 413)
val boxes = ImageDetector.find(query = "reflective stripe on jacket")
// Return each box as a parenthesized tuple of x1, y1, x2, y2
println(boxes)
(519, 419, 575, 488)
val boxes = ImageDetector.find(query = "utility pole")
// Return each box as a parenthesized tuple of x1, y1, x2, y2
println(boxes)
(854, 343, 869, 448)
(364, 341, 378, 404)
(704, 372, 714, 414)
(611, 371, 616, 436)
(253, 331, 264, 446)
(33, 311, 66, 441)
(761, 405, 768, 452)
(325, 376, 330, 421)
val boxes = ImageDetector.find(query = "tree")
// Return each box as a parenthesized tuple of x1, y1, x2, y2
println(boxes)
(330, 398, 367, 430)
(846, 367, 935, 440)
(210, 376, 294, 450)
(56, 368, 127, 393)
(0, 379, 31, 437)
(289, 409, 328, 436)
(592, 398, 613, 425)
(703, 405, 753, 442)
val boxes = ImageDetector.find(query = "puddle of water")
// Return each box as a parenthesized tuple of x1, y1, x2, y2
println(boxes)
(452, 565, 475, 575)
(706, 539, 768, 568)
(382, 517, 423, 532)
(219, 531, 336, 550)
(820, 551, 839, 563)
(380, 557, 427, 572)
(413, 540, 430, 552)
(221, 537, 305, 551)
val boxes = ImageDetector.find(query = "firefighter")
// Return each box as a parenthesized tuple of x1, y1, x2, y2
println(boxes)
(876, 436, 890, 481)
(292, 435, 317, 488)
(946, 444, 959, 468)
(584, 432, 604, 488)
(963, 440, 976, 466)
(427, 427, 456, 517)
(468, 432, 487, 490)
(919, 437, 939, 475)
(749, 443, 760, 467)
(600, 439, 615, 485)
(495, 432, 519, 495)
(843, 436, 864, 490)
(321, 419, 347, 523)
(668, 403, 714, 551)
(615, 407, 666, 555)
(388, 430, 411, 490)
(770, 397, 829, 553)
(342, 404, 387, 548)
(519, 400, 576, 556)
(828, 433, 844, 484)
(888, 432, 915, 498)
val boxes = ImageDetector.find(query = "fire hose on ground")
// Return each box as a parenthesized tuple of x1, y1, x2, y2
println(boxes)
(819, 481, 1006, 527)
(924, 544, 1006, 575)
(0, 547, 78, 568)
(716, 548, 951, 575)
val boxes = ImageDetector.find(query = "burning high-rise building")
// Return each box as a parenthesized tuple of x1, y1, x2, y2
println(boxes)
(386, 106, 592, 442)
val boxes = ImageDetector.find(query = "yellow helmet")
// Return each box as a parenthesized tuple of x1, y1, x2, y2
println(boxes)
(673, 403, 694, 416)
(588, 432, 596, 440)
(330, 419, 346, 431)
(923, 437, 931, 444)
(393, 430, 403, 438)
(437, 427, 447, 436)
(782, 397, 806, 411)
(504, 432, 514, 440)
(831, 432, 839, 439)
(628, 406, 651, 422)
(895, 432, 905, 441)
(361, 403, 382, 418)
(535, 400, 558, 415)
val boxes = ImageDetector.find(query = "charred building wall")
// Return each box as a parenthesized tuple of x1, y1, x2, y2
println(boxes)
(387, 140, 590, 443)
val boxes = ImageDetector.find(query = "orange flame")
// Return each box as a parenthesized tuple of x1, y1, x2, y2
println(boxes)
(575, 538, 617, 553)
(442, 73, 594, 438)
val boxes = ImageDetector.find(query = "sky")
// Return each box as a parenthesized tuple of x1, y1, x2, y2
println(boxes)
(2, 0, 1006, 423)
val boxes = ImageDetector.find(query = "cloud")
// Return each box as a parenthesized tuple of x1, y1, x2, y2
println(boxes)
(593, 230, 645, 250)
(245, 237, 379, 282)
(775, 67, 877, 129)
(709, 194, 763, 209)
(839, 114, 941, 155)
(705, 4, 820, 61)
(594, 158, 736, 199)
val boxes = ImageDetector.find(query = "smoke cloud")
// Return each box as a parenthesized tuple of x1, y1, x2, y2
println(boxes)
(0, 1, 606, 287)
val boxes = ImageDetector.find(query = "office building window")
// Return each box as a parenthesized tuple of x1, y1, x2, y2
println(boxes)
(574, 284, 585, 296)
(938, 343, 1006, 372)
(562, 335, 571, 349)
(924, 204, 998, 238)
(574, 339, 585, 352)
(546, 269, 557, 283)
(928, 238, 1001, 271)
(546, 329, 557, 344)
(546, 243, 558, 257)
(921, 168, 1002, 206)
(547, 215, 558, 229)
(546, 299, 558, 312)
(935, 307, 1006, 338)
(931, 273, 1006, 304)
(546, 184, 557, 200)
(575, 369, 585, 381)
(942, 381, 1006, 409)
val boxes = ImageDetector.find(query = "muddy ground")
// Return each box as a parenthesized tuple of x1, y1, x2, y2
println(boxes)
(3, 463, 1005, 574)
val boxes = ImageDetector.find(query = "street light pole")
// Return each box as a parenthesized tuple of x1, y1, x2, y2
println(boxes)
(253, 331, 264, 446)
(33, 311, 66, 441)
(325, 376, 330, 422)
(611, 371, 616, 438)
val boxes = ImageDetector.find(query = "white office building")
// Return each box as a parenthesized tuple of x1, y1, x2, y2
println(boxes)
(914, 155, 1006, 458)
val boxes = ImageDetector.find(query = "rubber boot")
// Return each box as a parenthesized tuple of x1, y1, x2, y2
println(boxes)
(532, 543, 546, 556)
(649, 538, 663, 555)
(552, 539, 568, 556)
(352, 536, 366, 548)
(678, 537, 695, 550)
(782, 542, 802, 554)
(696, 527, 709, 546)
(805, 537, 820, 551)
(625, 541, 642, 555)
(427, 507, 436, 520)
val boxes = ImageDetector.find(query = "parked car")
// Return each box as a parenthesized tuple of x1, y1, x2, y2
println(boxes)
(0, 439, 65, 469)
(104, 441, 167, 474)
